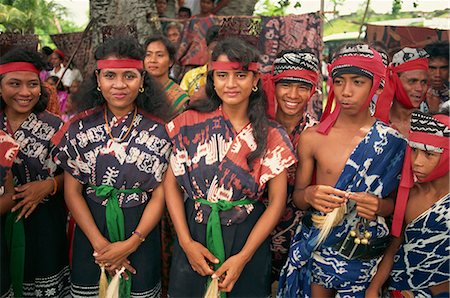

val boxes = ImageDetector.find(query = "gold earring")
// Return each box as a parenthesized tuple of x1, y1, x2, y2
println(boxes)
(139, 87, 144, 93)
(97, 86, 101, 91)
(252, 86, 258, 92)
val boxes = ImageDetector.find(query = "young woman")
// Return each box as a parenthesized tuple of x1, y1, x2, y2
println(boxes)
(52, 37, 172, 297)
(164, 37, 296, 297)
(144, 36, 189, 116)
(0, 49, 70, 297)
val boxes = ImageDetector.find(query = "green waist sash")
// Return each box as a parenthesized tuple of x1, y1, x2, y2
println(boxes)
(197, 197, 256, 298)
(197, 197, 256, 268)
(90, 184, 143, 298)
(5, 210, 25, 298)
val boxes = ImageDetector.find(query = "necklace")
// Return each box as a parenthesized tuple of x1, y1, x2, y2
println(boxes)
(104, 106, 137, 142)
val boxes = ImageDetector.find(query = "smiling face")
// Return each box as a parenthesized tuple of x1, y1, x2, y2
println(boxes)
(333, 73, 373, 115)
(144, 41, 171, 81)
(212, 54, 258, 111)
(96, 58, 143, 117)
(411, 147, 442, 182)
(398, 69, 429, 108)
(0, 71, 41, 118)
(275, 81, 312, 117)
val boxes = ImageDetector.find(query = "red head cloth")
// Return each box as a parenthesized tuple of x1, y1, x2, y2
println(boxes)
(391, 111, 450, 237)
(374, 58, 429, 124)
(0, 62, 40, 75)
(97, 59, 144, 70)
(261, 51, 319, 119)
(318, 48, 386, 135)
(54, 49, 65, 60)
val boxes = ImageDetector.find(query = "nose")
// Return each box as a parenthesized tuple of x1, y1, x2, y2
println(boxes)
(411, 150, 425, 168)
(341, 81, 352, 97)
(18, 85, 32, 96)
(225, 75, 237, 88)
(287, 86, 300, 100)
(112, 77, 126, 88)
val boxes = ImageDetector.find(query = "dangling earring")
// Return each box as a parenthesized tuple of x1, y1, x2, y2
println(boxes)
(139, 87, 144, 93)
(97, 86, 101, 91)
(252, 86, 258, 92)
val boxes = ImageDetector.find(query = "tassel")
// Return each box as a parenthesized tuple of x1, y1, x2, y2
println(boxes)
(204, 278, 220, 298)
(314, 204, 347, 248)
(98, 266, 108, 298)
(106, 267, 126, 298)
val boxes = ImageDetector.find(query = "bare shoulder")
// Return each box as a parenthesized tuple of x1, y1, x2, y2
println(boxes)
(297, 124, 322, 151)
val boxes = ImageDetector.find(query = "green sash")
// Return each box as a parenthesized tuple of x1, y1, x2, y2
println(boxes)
(5, 210, 25, 298)
(197, 197, 255, 298)
(91, 185, 143, 298)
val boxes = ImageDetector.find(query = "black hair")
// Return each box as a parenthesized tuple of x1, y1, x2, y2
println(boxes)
(46, 75, 65, 92)
(206, 25, 221, 46)
(41, 46, 53, 56)
(188, 37, 268, 169)
(425, 41, 449, 61)
(178, 6, 192, 17)
(71, 37, 171, 122)
(144, 35, 176, 63)
(0, 48, 49, 113)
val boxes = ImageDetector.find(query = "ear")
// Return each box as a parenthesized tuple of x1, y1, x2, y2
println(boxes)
(252, 72, 260, 88)
(95, 70, 101, 88)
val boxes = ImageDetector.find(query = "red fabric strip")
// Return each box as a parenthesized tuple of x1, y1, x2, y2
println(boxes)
(0, 62, 40, 75)
(409, 131, 449, 149)
(97, 59, 144, 69)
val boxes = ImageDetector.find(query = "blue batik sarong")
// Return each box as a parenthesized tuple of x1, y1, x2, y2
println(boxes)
(389, 194, 450, 296)
(277, 121, 406, 298)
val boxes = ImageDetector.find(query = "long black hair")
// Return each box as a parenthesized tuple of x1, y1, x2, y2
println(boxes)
(0, 48, 49, 113)
(189, 37, 269, 169)
(72, 37, 171, 122)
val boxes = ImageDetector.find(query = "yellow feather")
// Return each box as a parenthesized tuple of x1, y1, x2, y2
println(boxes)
(204, 278, 219, 298)
(98, 266, 108, 298)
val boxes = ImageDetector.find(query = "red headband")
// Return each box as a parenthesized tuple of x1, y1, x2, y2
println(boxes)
(391, 114, 449, 237)
(375, 58, 429, 124)
(97, 59, 144, 70)
(210, 61, 259, 72)
(318, 51, 386, 134)
(262, 69, 319, 119)
(0, 62, 40, 75)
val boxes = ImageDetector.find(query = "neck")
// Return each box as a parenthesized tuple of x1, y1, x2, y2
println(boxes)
(390, 99, 413, 122)
(107, 105, 135, 118)
(5, 107, 31, 132)
(419, 173, 450, 199)
(276, 110, 302, 134)
(335, 108, 374, 129)
(222, 103, 249, 132)
(155, 75, 170, 86)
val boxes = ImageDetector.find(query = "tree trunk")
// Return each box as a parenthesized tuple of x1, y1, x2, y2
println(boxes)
(89, 0, 159, 50)
(217, 0, 257, 16)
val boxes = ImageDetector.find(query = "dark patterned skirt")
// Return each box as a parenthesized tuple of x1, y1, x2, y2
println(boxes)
(1, 193, 70, 298)
(70, 198, 161, 298)
(168, 199, 271, 298)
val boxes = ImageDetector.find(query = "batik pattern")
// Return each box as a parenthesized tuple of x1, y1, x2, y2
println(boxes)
(389, 194, 450, 292)
(166, 107, 296, 225)
(53, 106, 171, 208)
(278, 121, 406, 298)
(0, 111, 70, 298)
(0, 131, 19, 195)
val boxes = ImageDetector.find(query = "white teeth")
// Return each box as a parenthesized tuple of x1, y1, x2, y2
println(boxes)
(285, 101, 299, 108)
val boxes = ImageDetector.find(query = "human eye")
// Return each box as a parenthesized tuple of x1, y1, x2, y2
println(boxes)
(215, 72, 227, 78)
(236, 72, 247, 79)
(29, 81, 40, 88)
(7, 81, 20, 87)
(333, 78, 343, 85)
(103, 71, 115, 79)
(124, 72, 138, 80)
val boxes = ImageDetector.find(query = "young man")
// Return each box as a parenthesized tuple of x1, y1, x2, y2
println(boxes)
(262, 49, 320, 281)
(424, 42, 449, 113)
(367, 111, 449, 298)
(277, 43, 407, 298)
(375, 47, 429, 136)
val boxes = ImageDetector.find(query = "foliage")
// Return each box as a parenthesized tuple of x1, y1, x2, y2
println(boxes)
(254, 0, 301, 16)
(0, 0, 82, 48)
(392, 0, 402, 15)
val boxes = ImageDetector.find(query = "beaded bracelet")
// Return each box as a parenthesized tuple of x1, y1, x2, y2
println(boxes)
(50, 177, 57, 196)
(132, 231, 146, 243)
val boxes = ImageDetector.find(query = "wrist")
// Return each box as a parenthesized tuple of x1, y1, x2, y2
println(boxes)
(179, 236, 194, 251)
(47, 177, 57, 196)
